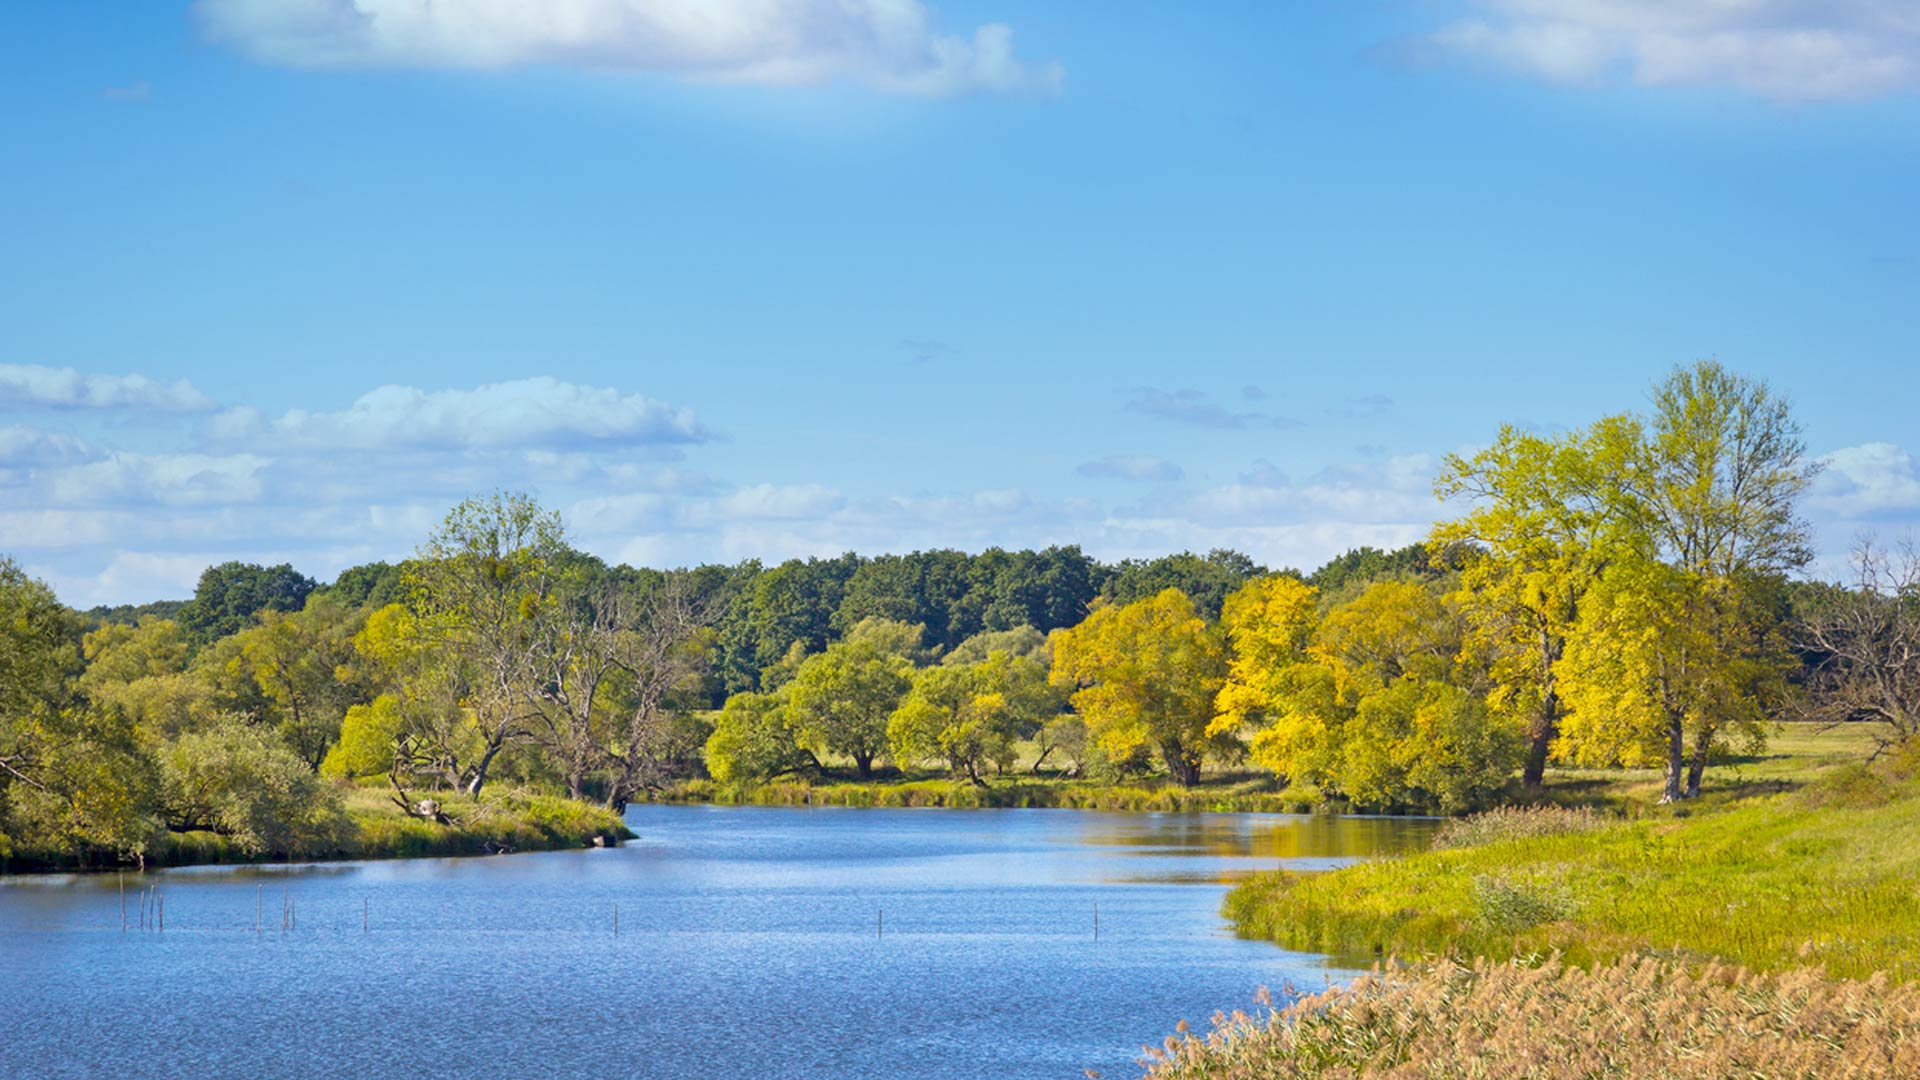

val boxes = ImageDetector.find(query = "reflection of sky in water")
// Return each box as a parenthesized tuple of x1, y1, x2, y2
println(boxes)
(1, 806, 1436, 1080)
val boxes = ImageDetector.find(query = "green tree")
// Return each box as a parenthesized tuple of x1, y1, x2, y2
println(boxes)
(889, 649, 1059, 782)
(404, 492, 566, 797)
(705, 690, 808, 782)
(176, 561, 316, 644)
(1049, 588, 1229, 786)
(159, 719, 350, 856)
(2, 559, 157, 860)
(786, 638, 913, 778)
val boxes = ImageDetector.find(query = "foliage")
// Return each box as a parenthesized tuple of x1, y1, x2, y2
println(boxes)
(704, 692, 806, 782)
(888, 649, 1060, 782)
(1146, 955, 1920, 1080)
(1050, 588, 1230, 786)
(158, 718, 352, 856)
(786, 636, 913, 778)
(176, 560, 316, 644)
(1101, 549, 1266, 619)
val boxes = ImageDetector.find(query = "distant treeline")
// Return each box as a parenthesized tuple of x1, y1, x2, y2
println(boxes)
(90, 542, 1443, 706)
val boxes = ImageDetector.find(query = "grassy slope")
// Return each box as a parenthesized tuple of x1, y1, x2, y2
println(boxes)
(1224, 724, 1920, 982)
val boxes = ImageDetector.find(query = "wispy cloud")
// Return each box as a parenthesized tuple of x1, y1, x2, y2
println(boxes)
(101, 81, 152, 102)
(1412, 0, 1920, 102)
(210, 376, 709, 451)
(1075, 455, 1183, 483)
(1124, 387, 1302, 431)
(197, 0, 1063, 98)
(0, 364, 216, 413)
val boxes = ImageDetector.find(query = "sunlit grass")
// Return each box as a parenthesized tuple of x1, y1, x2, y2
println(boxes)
(1224, 726, 1920, 982)
(1144, 954, 1920, 1080)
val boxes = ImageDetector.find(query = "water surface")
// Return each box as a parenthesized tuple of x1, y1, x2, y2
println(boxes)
(0, 806, 1436, 1080)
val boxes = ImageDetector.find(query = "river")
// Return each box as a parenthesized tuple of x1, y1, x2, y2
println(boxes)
(0, 805, 1436, 1080)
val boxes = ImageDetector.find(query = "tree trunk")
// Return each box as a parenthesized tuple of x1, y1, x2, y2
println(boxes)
(1661, 712, 1687, 803)
(1522, 635, 1562, 790)
(1164, 743, 1200, 787)
(466, 740, 507, 797)
(854, 752, 874, 779)
(1684, 726, 1712, 799)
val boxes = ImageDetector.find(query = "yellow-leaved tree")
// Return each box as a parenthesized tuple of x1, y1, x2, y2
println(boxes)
(1049, 589, 1229, 786)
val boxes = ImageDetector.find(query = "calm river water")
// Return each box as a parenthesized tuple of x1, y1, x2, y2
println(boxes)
(0, 806, 1436, 1080)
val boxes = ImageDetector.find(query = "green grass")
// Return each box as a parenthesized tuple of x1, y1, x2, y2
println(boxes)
(1224, 724, 1920, 982)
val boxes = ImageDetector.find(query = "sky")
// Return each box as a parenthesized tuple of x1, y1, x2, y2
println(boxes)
(2, 1, 1917, 607)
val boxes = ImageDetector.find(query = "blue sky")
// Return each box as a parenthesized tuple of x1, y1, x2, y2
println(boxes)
(3, 1, 1917, 605)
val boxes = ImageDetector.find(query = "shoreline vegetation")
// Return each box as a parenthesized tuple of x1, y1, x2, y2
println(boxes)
(1148, 722, 1920, 1078)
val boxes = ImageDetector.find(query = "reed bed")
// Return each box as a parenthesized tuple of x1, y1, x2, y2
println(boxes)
(1144, 954, 1920, 1080)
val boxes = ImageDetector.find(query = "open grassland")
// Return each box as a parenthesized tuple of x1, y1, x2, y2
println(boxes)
(1224, 725, 1920, 982)
(1143, 955, 1920, 1080)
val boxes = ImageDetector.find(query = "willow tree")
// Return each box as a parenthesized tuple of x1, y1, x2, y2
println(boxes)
(1432, 417, 1637, 788)
(402, 492, 566, 798)
(1049, 588, 1228, 786)
(786, 636, 913, 779)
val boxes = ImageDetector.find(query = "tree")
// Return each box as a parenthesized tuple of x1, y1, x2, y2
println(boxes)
(176, 561, 316, 644)
(705, 691, 809, 782)
(1101, 550, 1266, 619)
(236, 595, 366, 768)
(2, 558, 156, 860)
(1432, 417, 1636, 789)
(1049, 588, 1229, 786)
(404, 492, 566, 797)
(943, 624, 1050, 667)
(158, 718, 350, 856)
(786, 638, 913, 778)
(1218, 578, 1519, 812)
(1797, 540, 1920, 754)
(1628, 361, 1818, 799)
(889, 649, 1059, 782)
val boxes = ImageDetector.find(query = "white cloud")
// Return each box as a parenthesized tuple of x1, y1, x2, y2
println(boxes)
(1421, 1, 1920, 101)
(0, 425, 97, 466)
(1811, 441, 1920, 519)
(0, 364, 216, 412)
(197, 0, 1062, 97)
(46, 452, 274, 508)
(219, 376, 708, 451)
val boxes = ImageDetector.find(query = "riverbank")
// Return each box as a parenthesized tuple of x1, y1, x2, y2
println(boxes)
(0, 785, 633, 873)
(656, 774, 1329, 813)
(1144, 724, 1920, 1079)
(1222, 724, 1920, 981)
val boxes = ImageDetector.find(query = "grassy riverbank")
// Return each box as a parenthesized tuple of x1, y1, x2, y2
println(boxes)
(1144, 724, 1920, 1079)
(2, 785, 633, 873)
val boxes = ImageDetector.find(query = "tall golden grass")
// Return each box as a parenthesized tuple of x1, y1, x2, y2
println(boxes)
(1144, 954, 1920, 1079)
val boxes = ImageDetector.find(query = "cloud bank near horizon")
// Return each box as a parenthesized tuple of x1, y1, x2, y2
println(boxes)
(2, 364, 1913, 607)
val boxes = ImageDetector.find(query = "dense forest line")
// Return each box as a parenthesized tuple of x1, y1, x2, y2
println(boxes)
(4, 361, 1915, 869)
